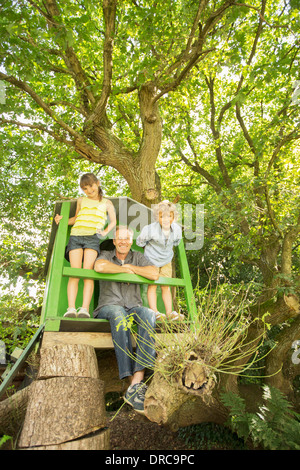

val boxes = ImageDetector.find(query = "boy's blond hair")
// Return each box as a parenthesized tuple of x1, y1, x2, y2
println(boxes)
(153, 200, 178, 221)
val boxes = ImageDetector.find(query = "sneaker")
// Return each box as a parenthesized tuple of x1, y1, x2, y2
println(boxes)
(63, 307, 77, 318)
(124, 382, 147, 414)
(77, 307, 90, 318)
(155, 311, 166, 320)
(167, 311, 184, 321)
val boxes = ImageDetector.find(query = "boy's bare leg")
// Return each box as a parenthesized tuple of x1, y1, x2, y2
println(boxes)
(161, 285, 173, 315)
(147, 284, 158, 312)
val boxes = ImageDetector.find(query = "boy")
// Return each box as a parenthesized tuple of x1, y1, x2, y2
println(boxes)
(136, 201, 184, 320)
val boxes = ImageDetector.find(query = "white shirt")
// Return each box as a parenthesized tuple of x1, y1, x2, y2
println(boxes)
(136, 222, 182, 267)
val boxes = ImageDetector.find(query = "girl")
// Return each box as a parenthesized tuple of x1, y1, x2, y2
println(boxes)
(54, 173, 116, 318)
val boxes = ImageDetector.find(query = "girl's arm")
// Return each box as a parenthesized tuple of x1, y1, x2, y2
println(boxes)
(54, 198, 82, 225)
(97, 200, 116, 236)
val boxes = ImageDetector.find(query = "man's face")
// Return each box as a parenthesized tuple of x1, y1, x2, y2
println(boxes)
(113, 228, 133, 256)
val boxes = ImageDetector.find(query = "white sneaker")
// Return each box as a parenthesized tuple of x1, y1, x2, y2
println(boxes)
(77, 307, 90, 318)
(63, 307, 77, 318)
(155, 311, 166, 320)
(167, 311, 184, 321)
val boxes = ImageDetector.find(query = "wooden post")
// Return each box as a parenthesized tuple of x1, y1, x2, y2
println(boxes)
(18, 343, 110, 450)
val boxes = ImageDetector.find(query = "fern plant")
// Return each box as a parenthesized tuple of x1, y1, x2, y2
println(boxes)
(221, 385, 300, 450)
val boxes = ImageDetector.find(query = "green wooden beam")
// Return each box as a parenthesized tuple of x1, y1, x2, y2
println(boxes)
(177, 240, 198, 321)
(0, 324, 45, 400)
(40, 202, 70, 323)
(62, 267, 186, 287)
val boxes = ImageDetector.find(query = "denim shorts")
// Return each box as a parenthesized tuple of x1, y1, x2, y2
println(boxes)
(65, 234, 100, 261)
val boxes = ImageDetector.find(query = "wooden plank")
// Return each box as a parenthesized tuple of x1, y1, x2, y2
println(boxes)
(42, 331, 118, 349)
(41, 331, 184, 350)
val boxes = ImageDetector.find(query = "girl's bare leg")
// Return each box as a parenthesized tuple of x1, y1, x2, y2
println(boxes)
(68, 248, 83, 308)
(81, 249, 98, 310)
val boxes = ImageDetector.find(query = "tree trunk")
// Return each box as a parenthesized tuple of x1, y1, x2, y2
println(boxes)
(144, 371, 228, 431)
(18, 343, 109, 450)
(0, 386, 31, 437)
(265, 315, 300, 403)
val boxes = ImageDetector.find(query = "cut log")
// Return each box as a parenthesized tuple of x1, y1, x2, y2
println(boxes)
(18, 342, 109, 450)
(0, 386, 31, 436)
(144, 371, 227, 431)
(37, 343, 100, 379)
(24, 428, 110, 450)
(177, 351, 215, 396)
(18, 376, 106, 448)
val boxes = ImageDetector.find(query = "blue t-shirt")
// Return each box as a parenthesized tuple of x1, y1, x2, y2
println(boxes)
(136, 222, 182, 267)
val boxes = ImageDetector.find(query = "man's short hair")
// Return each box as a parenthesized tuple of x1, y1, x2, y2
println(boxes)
(114, 225, 134, 240)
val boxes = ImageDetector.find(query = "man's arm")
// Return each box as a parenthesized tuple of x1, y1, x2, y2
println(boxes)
(123, 264, 159, 281)
(94, 259, 135, 274)
(94, 258, 159, 280)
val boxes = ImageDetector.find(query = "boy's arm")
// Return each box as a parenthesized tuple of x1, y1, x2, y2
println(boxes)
(172, 223, 183, 246)
(136, 224, 150, 247)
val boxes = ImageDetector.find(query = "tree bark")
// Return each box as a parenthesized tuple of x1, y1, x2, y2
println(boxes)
(144, 371, 228, 431)
(18, 343, 109, 450)
(265, 315, 300, 402)
(0, 386, 31, 437)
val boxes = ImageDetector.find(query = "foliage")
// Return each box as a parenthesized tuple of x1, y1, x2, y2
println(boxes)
(0, 0, 299, 416)
(178, 422, 246, 450)
(0, 0, 299, 300)
(221, 385, 300, 450)
(0, 292, 40, 355)
(0, 435, 13, 449)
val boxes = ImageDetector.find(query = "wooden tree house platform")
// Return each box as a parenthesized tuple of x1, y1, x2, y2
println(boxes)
(0, 197, 197, 399)
(41, 197, 197, 349)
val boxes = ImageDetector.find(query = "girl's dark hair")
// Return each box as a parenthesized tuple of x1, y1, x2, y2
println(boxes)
(80, 173, 103, 201)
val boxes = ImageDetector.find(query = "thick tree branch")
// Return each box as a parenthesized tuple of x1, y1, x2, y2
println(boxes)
(0, 118, 73, 146)
(85, 0, 117, 125)
(0, 72, 80, 140)
(32, 0, 96, 109)
(235, 102, 258, 174)
(154, 0, 236, 103)
(265, 127, 300, 178)
(175, 144, 222, 193)
(205, 76, 232, 188)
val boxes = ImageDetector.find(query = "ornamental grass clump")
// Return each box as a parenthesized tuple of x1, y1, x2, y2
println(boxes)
(125, 284, 268, 386)
(153, 281, 270, 384)
(116, 279, 272, 389)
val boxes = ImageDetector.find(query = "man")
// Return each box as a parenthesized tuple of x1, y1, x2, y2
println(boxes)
(93, 225, 159, 414)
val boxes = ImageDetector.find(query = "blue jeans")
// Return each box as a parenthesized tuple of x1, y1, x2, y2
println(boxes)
(95, 305, 156, 379)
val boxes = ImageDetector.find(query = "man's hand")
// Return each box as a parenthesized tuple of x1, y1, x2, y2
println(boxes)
(123, 264, 159, 281)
